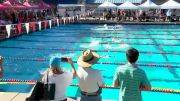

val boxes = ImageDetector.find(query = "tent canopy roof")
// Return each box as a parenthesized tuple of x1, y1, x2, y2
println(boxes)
(0, 4, 11, 10)
(23, 1, 39, 9)
(98, 1, 117, 8)
(2, 0, 30, 10)
(118, 1, 138, 9)
(139, 0, 160, 9)
(35, 1, 51, 9)
(160, 0, 180, 9)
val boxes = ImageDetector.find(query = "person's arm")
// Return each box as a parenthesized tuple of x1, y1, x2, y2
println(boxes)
(113, 80, 119, 87)
(0, 56, 3, 78)
(67, 58, 76, 78)
(112, 70, 120, 87)
(140, 71, 151, 90)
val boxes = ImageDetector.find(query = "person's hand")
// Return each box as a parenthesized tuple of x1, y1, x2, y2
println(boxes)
(67, 58, 73, 65)
(0, 56, 3, 65)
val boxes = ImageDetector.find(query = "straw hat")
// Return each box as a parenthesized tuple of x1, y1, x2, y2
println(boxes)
(77, 50, 100, 68)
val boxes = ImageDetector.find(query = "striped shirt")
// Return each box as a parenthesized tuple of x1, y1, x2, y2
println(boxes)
(113, 64, 151, 101)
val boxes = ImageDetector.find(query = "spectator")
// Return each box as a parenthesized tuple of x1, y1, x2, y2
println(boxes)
(113, 48, 151, 101)
(166, 9, 172, 22)
(77, 50, 104, 101)
(0, 56, 3, 78)
(41, 56, 76, 101)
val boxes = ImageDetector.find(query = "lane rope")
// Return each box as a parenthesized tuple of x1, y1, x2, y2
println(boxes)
(28, 33, 180, 36)
(79, 32, 180, 36)
(0, 46, 179, 55)
(3, 57, 180, 68)
(0, 79, 179, 94)
(48, 28, 180, 32)
(26, 34, 180, 40)
(12, 39, 180, 46)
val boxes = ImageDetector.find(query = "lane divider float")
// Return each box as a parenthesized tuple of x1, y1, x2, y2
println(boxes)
(3, 57, 180, 68)
(0, 46, 179, 55)
(27, 34, 179, 40)
(0, 79, 179, 94)
(12, 39, 180, 46)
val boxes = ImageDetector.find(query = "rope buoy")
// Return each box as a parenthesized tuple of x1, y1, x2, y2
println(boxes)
(79, 32, 180, 36)
(13, 38, 180, 46)
(0, 80, 179, 94)
(3, 57, 180, 68)
(1, 46, 179, 55)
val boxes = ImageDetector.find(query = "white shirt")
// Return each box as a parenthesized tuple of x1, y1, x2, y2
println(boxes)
(166, 9, 172, 16)
(43, 71, 73, 100)
(77, 67, 104, 93)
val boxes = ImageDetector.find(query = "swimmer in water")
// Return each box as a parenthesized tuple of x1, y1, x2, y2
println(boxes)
(104, 24, 108, 29)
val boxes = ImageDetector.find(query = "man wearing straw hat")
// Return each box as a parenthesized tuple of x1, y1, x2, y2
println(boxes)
(113, 48, 151, 101)
(0, 56, 3, 78)
(77, 50, 104, 101)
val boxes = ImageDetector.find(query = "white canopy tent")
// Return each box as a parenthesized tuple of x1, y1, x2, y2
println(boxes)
(139, 0, 160, 9)
(98, 1, 117, 9)
(118, 1, 138, 10)
(160, 0, 180, 9)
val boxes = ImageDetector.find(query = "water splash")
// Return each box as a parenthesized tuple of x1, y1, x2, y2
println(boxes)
(94, 25, 124, 31)
(105, 44, 112, 49)
(49, 53, 76, 58)
(112, 38, 123, 42)
(119, 44, 130, 48)
(80, 40, 101, 49)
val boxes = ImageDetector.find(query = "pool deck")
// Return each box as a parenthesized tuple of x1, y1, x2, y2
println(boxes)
(0, 92, 115, 101)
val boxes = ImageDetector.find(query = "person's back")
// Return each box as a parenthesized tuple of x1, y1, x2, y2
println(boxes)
(47, 70, 72, 100)
(42, 56, 76, 101)
(77, 67, 103, 93)
(114, 64, 149, 101)
(113, 48, 151, 101)
(77, 50, 103, 101)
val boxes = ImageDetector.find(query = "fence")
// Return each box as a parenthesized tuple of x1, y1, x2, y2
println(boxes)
(0, 11, 95, 40)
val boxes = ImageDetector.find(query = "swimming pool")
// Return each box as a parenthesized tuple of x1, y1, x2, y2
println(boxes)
(0, 24, 180, 101)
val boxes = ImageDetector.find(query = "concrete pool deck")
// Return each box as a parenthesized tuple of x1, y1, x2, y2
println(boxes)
(0, 92, 115, 101)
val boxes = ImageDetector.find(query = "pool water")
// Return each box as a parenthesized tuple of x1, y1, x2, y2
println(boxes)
(0, 24, 180, 101)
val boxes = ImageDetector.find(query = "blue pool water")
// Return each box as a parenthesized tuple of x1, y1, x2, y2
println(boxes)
(0, 24, 180, 101)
